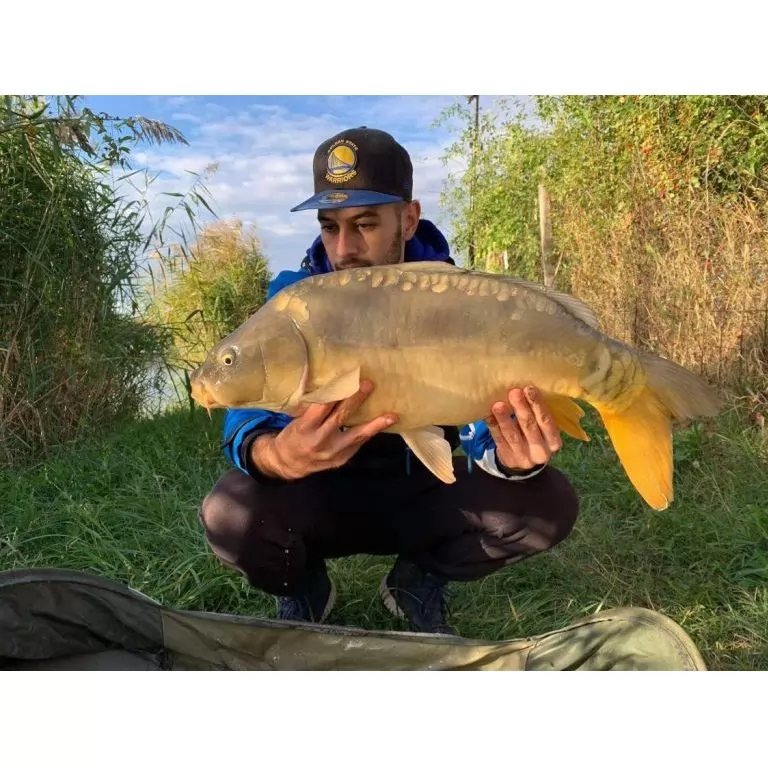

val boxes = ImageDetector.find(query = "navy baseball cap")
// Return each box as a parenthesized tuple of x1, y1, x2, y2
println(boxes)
(290, 126, 413, 212)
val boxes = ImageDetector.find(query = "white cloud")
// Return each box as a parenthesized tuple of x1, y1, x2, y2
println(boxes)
(350, 95, 458, 129)
(170, 111, 204, 124)
(255, 214, 312, 238)
(164, 96, 191, 108)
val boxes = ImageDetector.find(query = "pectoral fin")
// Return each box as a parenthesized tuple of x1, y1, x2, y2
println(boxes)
(542, 393, 590, 442)
(300, 367, 361, 404)
(401, 426, 456, 484)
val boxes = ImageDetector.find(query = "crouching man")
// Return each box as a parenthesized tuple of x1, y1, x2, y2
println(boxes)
(199, 126, 579, 635)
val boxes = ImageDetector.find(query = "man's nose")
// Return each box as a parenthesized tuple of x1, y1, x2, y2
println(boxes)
(336, 227, 359, 258)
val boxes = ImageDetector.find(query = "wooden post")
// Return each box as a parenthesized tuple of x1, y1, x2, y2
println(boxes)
(538, 183, 554, 287)
(466, 95, 480, 268)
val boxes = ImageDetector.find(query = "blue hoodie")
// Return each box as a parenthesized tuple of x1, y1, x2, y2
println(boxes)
(221, 219, 504, 477)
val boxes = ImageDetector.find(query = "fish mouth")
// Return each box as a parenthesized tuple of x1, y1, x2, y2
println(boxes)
(189, 378, 221, 415)
(188, 369, 273, 413)
(189, 380, 267, 414)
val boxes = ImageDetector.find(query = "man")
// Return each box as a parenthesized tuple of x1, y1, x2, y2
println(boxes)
(200, 126, 579, 635)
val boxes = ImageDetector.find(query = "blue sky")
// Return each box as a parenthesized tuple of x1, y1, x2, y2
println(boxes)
(81, 95, 518, 274)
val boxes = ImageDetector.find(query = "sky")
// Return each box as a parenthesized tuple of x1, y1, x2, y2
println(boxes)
(81, 95, 518, 275)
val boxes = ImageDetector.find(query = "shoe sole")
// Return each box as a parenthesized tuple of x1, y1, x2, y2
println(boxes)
(319, 579, 337, 623)
(378, 574, 405, 620)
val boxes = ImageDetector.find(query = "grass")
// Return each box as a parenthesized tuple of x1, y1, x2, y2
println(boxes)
(1, 402, 766, 671)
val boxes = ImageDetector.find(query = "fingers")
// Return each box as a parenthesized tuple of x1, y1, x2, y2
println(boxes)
(297, 400, 338, 429)
(329, 379, 375, 429)
(296, 378, 397, 451)
(508, 388, 560, 463)
(489, 387, 563, 469)
(342, 412, 399, 446)
(489, 401, 527, 462)
(522, 386, 563, 452)
(299, 379, 374, 432)
(312, 379, 379, 442)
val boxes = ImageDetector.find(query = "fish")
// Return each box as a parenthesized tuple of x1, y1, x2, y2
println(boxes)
(188, 261, 722, 511)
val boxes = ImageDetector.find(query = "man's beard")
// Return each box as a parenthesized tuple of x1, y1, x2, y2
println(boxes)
(335, 224, 403, 270)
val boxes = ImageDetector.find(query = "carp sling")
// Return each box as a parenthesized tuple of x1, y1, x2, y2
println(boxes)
(189, 262, 721, 511)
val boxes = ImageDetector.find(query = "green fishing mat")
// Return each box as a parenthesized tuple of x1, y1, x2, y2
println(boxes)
(0, 568, 707, 671)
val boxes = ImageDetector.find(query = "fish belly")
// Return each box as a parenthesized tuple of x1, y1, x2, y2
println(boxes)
(321, 347, 583, 431)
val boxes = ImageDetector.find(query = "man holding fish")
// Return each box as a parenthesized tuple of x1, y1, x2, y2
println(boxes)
(197, 127, 581, 636)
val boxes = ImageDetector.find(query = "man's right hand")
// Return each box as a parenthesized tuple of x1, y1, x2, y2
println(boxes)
(250, 379, 398, 481)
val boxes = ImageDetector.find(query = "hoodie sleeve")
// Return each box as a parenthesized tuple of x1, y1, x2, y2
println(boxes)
(222, 407, 294, 474)
(220, 268, 310, 476)
(459, 420, 546, 481)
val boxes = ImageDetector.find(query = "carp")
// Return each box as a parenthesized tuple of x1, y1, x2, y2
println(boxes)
(189, 261, 721, 511)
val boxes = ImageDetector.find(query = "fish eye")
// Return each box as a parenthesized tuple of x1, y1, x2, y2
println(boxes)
(220, 348, 237, 366)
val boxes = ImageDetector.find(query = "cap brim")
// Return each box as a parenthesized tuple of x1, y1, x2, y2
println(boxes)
(290, 189, 405, 212)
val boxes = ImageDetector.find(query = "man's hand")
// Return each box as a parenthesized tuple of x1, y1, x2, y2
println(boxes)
(251, 380, 398, 481)
(486, 386, 563, 472)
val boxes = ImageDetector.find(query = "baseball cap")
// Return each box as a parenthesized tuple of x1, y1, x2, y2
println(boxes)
(290, 126, 413, 212)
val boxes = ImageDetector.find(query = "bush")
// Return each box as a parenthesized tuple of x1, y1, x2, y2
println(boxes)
(144, 218, 272, 401)
(0, 95, 197, 466)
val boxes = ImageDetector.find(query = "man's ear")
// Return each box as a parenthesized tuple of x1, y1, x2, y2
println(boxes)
(402, 200, 421, 240)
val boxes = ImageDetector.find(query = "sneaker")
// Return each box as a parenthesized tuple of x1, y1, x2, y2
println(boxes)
(379, 557, 457, 635)
(276, 561, 336, 623)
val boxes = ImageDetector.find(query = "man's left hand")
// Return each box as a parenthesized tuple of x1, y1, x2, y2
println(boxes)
(486, 386, 563, 472)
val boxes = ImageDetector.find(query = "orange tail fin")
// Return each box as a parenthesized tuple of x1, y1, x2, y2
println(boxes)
(596, 352, 721, 511)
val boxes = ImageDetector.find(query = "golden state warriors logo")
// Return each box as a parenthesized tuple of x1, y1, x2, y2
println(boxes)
(320, 192, 349, 203)
(325, 139, 358, 184)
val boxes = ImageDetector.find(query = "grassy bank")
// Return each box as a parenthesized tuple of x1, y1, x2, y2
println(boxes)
(1, 403, 766, 670)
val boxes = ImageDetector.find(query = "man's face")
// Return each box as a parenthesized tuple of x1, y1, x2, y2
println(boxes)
(317, 201, 421, 271)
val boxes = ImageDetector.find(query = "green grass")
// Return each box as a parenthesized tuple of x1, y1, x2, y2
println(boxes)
(1, 404, 766, 670)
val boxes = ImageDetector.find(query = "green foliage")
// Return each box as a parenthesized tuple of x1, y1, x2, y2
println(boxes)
(0, 95, 211, 466)
(437, 98, 549, 278)
(534, 95, 768, 203)
(145, 218, 272, 374)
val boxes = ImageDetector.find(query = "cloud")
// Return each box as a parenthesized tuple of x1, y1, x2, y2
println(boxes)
(162, 96, 191, 108)
(169, 111, 204, 124)
(254, 214, 313, 238)
(346, 95, 458, 131)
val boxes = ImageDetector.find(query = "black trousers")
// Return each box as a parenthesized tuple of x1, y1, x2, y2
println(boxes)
(199, 459, 579, 597)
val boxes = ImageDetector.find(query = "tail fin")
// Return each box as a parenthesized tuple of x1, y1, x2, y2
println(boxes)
(596, 353, 721, 511)
(637, 351, 722, 425)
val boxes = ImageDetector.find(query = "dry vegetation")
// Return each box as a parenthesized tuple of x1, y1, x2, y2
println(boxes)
(563, 195, 768, 390)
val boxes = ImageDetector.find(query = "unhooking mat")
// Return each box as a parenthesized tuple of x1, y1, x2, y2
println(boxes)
(0, 568, 707, 671)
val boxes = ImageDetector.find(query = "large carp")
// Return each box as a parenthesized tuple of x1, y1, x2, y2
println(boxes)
(189, 261, 721, 511)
